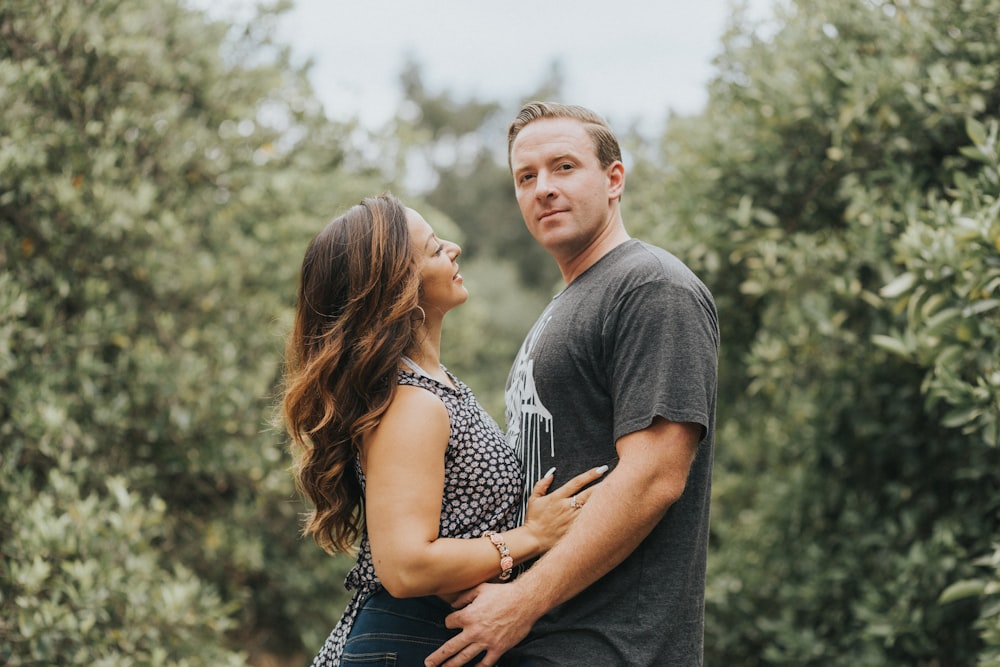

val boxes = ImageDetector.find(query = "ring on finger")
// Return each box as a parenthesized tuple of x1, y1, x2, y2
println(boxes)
(570, 494, 581, 510)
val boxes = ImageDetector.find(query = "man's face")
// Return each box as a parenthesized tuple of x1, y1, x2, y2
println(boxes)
(510, 117, 622, 262)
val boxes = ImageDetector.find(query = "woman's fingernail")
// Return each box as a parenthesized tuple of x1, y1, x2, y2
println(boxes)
(595, 465, 609, 475)
(544, 467, 556, 478)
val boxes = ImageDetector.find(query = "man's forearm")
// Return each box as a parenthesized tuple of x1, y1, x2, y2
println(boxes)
(511, 468, 670, 614)
(513, 419, 700, 614)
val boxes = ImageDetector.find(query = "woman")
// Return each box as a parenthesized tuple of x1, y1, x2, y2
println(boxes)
(283, 194, 605, 666)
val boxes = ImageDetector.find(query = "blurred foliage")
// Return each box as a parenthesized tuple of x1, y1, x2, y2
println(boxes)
(875, 117, 1000, 448)
(3, 0, 999, 664)
(891, 116, 1000, 665)
(0, 0, 378, 662)
(623, 0, 1000, 663)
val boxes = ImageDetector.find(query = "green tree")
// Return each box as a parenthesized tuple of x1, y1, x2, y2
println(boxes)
(624, 0, 1000, 663)
(0, 0, 385, 662)
(882, 117, 1000, 664)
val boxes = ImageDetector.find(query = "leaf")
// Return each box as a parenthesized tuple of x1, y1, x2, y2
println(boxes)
(871, 334, 912, 358)
(924, 307, 961, 333)
(963, 299, 1000, 317)
(939, 578, 986, 604)
(880, 272, 916, 299)
(959, 145, 990, 164)
(966, 116, 988, 147)
(941, 406, 983, 429)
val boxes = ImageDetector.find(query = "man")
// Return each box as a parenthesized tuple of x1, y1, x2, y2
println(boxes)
(425, 102, 719, 667)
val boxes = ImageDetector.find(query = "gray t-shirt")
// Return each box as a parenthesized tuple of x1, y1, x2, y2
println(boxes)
(504, 239, 719, 666)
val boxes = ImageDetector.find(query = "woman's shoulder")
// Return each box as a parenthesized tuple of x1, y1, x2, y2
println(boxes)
(389, 380, 449, 416)
(365, 382, 450, 455)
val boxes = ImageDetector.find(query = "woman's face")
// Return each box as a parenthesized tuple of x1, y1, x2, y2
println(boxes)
(406, 208, 467, 316)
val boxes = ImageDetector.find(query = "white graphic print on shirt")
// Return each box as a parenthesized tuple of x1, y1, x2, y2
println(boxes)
(505, 311, 554, 521)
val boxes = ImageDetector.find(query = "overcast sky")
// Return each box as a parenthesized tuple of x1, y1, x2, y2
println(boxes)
(207, 0, 776, 135)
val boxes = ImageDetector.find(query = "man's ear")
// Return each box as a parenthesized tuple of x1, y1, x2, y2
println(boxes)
(607, 161, 626, 201)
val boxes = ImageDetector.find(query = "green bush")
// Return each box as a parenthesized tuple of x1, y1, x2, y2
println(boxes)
(876, 117, 1000, 448)
(624, 0, 1000, 663)
(0, 0, 375, 661)
(2, 467, 244, 666)
(880, 117, 1000, 664)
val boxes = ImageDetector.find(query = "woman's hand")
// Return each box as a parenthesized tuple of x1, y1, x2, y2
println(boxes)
(521, 465, 609, 553)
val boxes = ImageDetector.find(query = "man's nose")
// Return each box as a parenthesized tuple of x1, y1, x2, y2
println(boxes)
(535, 171, 556, 198)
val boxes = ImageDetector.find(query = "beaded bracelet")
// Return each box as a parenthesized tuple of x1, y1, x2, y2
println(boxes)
(483, 530, 513, 581)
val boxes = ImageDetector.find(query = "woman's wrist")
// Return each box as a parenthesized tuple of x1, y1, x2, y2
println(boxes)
(482, 531, 514, 580)
(506, 525, 545, 562)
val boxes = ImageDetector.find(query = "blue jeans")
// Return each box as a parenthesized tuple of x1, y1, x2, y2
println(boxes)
(342, 589, 460, 666)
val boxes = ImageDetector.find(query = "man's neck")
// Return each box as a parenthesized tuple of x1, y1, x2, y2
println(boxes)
(558, 221, 631, 285)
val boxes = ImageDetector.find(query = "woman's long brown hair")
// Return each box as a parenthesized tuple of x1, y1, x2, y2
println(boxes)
(282, 194, 421, 554)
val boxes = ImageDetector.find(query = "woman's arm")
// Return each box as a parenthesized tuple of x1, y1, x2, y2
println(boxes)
(362, 385, 602, 598)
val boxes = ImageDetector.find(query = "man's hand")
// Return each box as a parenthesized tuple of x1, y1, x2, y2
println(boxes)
(424, 582, 538, 667)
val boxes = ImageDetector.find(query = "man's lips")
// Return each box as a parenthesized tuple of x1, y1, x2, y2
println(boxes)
(539, 209, 566, 221)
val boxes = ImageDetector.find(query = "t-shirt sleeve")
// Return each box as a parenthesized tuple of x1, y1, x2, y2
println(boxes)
(606, 278, 719, 445)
